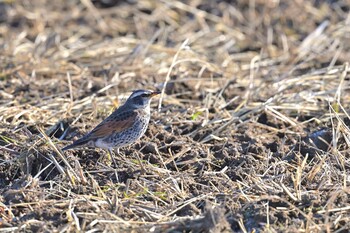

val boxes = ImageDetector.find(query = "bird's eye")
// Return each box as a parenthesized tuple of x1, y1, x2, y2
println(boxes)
(141, 93, 149, 97)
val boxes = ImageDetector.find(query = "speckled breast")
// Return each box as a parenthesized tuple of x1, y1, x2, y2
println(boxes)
(106, 112, 150, 148)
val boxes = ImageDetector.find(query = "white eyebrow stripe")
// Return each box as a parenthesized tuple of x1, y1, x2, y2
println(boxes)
(129, 90, 152, 98)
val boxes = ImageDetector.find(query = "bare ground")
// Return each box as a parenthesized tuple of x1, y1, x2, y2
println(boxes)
(1, 0, 350, 232)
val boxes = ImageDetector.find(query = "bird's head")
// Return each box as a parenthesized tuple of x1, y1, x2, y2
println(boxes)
(126, 89, 160, 109)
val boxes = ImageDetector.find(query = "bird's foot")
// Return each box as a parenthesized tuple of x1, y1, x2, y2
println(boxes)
(134, 152, 146, 175)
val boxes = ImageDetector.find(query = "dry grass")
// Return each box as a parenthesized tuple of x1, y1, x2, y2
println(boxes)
(1, 0, 350, 232)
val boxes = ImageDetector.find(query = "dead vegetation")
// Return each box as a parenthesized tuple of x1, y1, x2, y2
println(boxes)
(1, 0, 350, 232)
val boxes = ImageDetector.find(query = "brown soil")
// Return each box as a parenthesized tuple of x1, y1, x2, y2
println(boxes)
(1, 0, 350, 232)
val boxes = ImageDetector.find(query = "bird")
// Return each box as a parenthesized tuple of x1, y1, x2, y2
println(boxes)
(62, 89, 160, 163)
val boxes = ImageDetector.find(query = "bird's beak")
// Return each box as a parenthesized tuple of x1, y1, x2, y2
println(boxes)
(150, 91, 161, 97)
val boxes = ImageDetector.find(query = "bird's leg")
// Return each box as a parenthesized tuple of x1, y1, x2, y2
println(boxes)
(108, 148, 117, 168)
(107, 148, 119, 183)
(115, 148, 127, 162)
(134, 151, 146, 175)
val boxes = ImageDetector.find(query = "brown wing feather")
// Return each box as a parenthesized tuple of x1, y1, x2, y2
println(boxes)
(88, 111, 137, 139)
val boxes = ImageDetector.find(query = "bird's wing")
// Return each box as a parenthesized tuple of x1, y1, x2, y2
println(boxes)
(88, 110, 137, 139)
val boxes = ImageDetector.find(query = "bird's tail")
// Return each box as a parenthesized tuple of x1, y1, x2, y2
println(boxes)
(62, 137, 89, 151)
